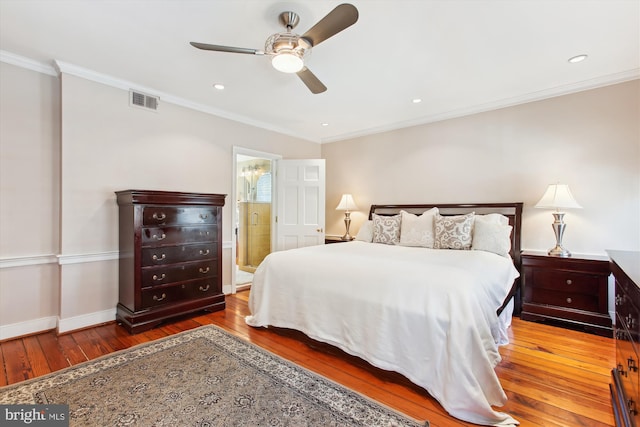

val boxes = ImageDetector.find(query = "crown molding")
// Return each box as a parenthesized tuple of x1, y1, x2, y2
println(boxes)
(53, 59, 318, 143)
(3, 50, 637, 145)
(0, 50, 57, 76)
(320, 68, 640, 144)
(1, 50, 317, 143)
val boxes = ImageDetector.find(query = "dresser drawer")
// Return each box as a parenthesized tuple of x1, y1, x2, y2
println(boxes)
(615, 317, 640, 417)
(529, 269, 600, 295)
(141, 225, 217, 246)
(141, 278, 220, 308)
(617, 288, 640, 342)
(142, 206, 219, 226)
(141, 260, 217, 287)
(528, 287, 599, 312)
(141, 243, 216, 266)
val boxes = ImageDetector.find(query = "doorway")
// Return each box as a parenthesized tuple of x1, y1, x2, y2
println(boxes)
(232, 148, 280, 292)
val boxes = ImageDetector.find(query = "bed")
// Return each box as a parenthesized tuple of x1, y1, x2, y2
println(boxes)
(246, 203, 523, 426)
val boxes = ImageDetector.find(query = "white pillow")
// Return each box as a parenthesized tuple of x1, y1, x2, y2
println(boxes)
(399, 208, 438, 248)
(355, 220, 373, 242)
(372, 213, 401, 245)
(475, 213, 509, 226)
(472, 221, 513, 256)
(434, 212, 475, 250)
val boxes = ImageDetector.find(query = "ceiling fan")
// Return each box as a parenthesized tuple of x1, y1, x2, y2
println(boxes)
(190, 3, 359, 94)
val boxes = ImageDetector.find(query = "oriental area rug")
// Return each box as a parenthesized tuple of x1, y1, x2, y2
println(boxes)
(0, 325, 428, 426)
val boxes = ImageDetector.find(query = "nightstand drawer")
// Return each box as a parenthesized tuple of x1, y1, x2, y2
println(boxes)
(530, 269, 600, 295)
(528, 287, 599, 312)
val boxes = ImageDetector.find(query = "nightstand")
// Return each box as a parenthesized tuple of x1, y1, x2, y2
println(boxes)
(325, 236, 354, 244)
(520, 251, 612, 337)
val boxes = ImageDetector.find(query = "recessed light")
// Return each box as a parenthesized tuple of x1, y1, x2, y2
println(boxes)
(568, 54, 588, 64)
(213, 83, 225, 90)
(321, 123, 329, 127)
(412, 98, 422, 104)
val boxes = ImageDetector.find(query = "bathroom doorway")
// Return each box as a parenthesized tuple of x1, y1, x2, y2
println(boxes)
(233, 149, 278, 290)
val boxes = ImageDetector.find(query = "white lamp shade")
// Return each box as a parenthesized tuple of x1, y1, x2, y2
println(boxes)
(336, 194, 358, 211)
(535, 184, 582, 210)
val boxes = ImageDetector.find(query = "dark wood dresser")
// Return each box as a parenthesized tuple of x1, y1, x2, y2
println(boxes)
(609, 250, 640, 427)
(115, 190, 226, 333)
(520, 251, 612, 337)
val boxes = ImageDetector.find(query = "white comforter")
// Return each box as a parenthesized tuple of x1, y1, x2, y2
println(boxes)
(246, 241, 520, 426)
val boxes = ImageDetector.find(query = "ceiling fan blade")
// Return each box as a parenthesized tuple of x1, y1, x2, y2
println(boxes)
(296, 67, 327, 94)
(190, 42, 263, 55)
(301, 3, 358, 47)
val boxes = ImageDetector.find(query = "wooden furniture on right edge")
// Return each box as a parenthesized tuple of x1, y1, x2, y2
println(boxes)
(520, 251, 612, 337)
(609, 250, 640, 427)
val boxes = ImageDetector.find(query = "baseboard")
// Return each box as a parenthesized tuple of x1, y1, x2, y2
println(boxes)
(0, 316, 57, 341)
(57, 308, 117, 334)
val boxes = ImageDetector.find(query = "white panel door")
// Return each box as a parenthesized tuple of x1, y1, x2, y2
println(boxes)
(275, 159, 325, 251)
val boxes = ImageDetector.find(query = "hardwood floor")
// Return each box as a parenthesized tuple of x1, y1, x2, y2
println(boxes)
(0, 290, 615, 427)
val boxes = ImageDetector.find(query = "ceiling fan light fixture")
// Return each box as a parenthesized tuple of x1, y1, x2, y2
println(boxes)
(272, 52, 304, 73)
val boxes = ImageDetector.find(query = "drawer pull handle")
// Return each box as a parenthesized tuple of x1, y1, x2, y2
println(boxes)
(629, 357, 638, 372)
(626, 314, 636, 329)
(199, 267, 210, 274)
(200, 231, 210, 236)
(618, 363, 628, 377)
(153, 293, 167, 301)
(152, 273, 166, 281)
(566, 279, 572, 285)
(566, 297, 572, 304)
(616, 294, 624, 306)
(199, 284, 210, 292)
(628, 399, 637, 416)
(199, 249, 210, 256)
(152, 254, 166, 261)
(200, 213, 209, 220)
(152, 212, 166, 221)
(153, 233, 166, 241)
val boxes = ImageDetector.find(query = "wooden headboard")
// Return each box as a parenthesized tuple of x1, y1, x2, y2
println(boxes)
(369, 202, 524, 314)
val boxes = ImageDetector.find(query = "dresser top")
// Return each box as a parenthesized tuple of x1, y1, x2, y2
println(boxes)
(116, 190, 226, 206)
(607, 250, 640, 286)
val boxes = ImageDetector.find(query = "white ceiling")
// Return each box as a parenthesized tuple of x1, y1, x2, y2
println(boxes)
(1, 0, 638, 143)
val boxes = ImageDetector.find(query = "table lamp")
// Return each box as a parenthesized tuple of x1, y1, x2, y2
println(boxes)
(336, 194, 358, 241)
(535, 184, 582, 257)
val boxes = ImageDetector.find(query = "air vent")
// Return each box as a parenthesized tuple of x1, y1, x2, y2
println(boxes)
(129, 90, 159, 111)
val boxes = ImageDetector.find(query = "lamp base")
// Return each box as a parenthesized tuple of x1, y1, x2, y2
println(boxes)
(342, 212, 352, 241)
(547, 212, 572, 257)
(547, 245, 571, 257)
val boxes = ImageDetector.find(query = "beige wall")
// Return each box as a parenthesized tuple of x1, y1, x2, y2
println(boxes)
(323, 80, 640, 255)
(0, 61, 320, 338)
(0, 63, 61, 337)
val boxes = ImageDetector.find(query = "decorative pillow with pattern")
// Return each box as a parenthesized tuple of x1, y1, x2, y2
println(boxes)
(355, 220, 374, 242)
(399, 208, 438, 248)
(372, 213, 401, 245)
(434, 212, 475, 250)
